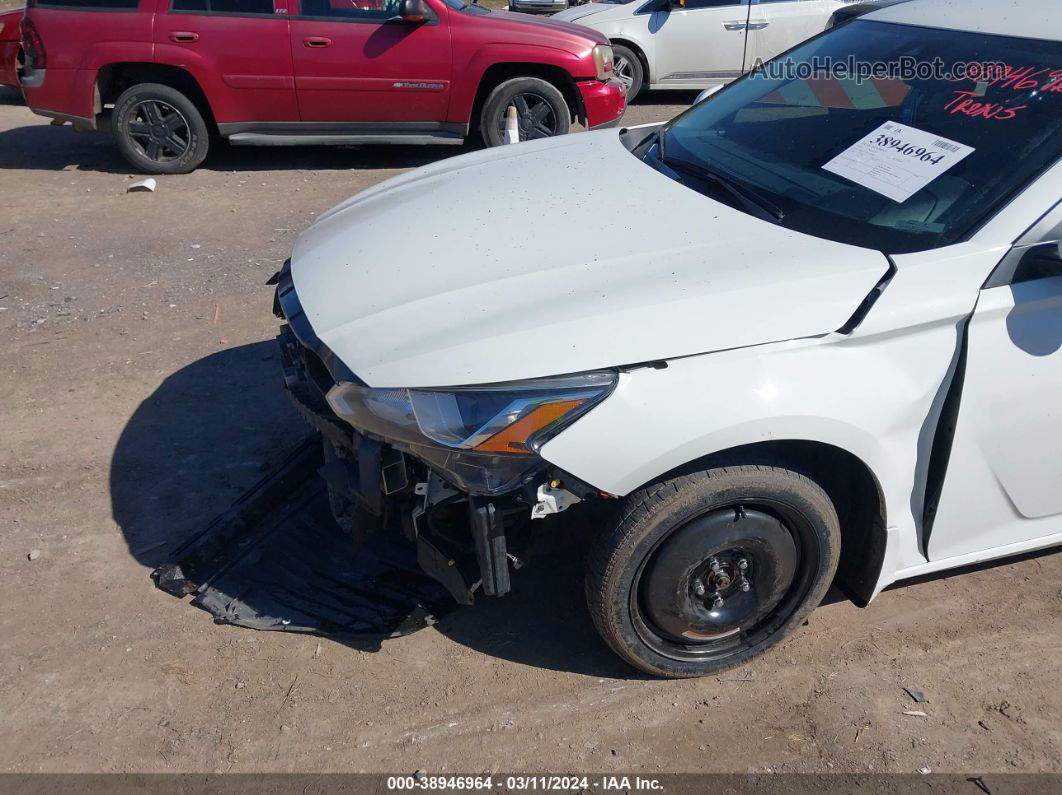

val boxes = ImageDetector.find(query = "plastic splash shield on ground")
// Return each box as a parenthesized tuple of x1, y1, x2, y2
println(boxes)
(152, 437, 455, 642)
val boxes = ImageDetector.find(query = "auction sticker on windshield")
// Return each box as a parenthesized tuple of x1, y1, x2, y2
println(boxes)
(823, 121, 975, 203)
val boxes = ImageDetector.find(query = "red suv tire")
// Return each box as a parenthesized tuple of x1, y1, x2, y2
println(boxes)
(479, 77, 571, 147)
(113, 83, 210, 175)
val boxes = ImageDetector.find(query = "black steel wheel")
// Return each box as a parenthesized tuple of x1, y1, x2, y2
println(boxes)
(113, 83, 209, 175)
(127, 99, 189, 163)
(480, 76, 571, 147)
(586, 466, 840, 678)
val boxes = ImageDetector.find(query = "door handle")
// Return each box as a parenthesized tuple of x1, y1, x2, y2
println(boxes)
(723, 21, 747, 31)
(746, 21, 771, 30)
(170, 31, 199, 43)
(303, 36, 332, 48)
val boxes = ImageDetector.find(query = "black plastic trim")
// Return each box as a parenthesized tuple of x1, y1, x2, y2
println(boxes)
(29, 108, 97, 129)
(920, 316, 971, 557)
(275, 259, 362, 387)
(219, 120, 465, 136)
(837, 258, 897, 335)
(471, 499, 510, 598)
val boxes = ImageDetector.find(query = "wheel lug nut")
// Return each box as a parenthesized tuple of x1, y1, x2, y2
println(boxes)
(739, 577, 751, 593)
(711, 595, 724, 611)
(692, 578, 706, 597)
(738, 559, 748, 571)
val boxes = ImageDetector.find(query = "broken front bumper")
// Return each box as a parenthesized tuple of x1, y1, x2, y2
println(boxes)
(277, 322, 525, 605)
(273, 266, 532, 605)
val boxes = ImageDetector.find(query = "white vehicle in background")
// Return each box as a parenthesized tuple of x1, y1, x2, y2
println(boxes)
(554, 0, 847, 99)
(277, 0, 1062, 678)
(507, 0, 572, 16)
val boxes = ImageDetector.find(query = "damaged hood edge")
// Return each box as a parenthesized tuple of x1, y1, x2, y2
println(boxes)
(291, 131, 892, 388)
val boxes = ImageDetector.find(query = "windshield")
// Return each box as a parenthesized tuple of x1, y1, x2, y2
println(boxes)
(658, 21, 1062, 254)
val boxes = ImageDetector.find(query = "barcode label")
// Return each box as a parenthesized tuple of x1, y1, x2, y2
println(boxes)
(824, 121, 976, 203)
(932, 139, 963, 153)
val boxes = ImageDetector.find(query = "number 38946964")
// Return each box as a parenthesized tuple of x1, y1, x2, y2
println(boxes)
(875, 135, 948, 165)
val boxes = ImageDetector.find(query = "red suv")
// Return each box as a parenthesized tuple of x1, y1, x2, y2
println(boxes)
(0, 7, 23, 91)
(19, 0, 625, 173)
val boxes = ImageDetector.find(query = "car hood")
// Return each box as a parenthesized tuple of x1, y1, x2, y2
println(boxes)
(291, 131, 891, 388)
(483, 8, 610, 44)
(551, 2, 618, 22)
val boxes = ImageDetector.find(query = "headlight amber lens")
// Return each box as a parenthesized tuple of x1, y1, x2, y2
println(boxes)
(327, 372, 616, 455)
(469, 399, 588, 454)
(324, 372, 617, 495)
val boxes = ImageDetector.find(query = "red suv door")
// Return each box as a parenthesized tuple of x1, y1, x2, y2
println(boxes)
(289, 0, 452, 124)
(155, 0, 298, 124)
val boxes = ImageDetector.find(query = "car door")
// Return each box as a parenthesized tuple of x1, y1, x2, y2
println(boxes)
(158, 0, 299, 123)
(745, 0, 841, 68)
(650, 0, 750, 89)
(289, 0, 452, 124)
(925, 207, 1062, 562)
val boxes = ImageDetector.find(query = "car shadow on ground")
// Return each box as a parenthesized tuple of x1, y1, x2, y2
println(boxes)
(629, 90, 698, 108)
(109, 340, 642, 677)
(0, 86, 23, 106)
(0, 122, 482, 174)
(109, 340, 306, 568)
(112, 341, 1055, 679)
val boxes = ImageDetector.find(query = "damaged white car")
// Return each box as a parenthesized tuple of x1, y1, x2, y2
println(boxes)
(274, 0, 1062, 677)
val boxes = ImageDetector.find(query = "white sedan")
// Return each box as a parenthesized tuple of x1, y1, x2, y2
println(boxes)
(554, 0, 848, 99)
(277, 0, 1062, 677)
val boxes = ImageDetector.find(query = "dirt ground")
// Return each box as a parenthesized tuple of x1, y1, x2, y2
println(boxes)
(1, 89, 1061, 776)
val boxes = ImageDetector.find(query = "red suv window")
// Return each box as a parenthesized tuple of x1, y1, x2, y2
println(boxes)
(29, 0, 140, 9)
(172, 0, 275, 13)
(299, 0, 399, 20)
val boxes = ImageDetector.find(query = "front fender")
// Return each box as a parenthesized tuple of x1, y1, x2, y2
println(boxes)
(451, 43, 593, 123)
(539, 321, 960, 547)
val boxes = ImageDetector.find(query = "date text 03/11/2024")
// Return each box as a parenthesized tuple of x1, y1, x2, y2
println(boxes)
(386, 776, 665, 791)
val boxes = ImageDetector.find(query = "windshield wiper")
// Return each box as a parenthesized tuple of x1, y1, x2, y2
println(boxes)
(659, 153, 785, 225)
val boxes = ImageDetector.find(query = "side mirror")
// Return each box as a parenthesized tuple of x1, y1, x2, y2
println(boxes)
(399, 0, 429, 22)
(1011, 240, 1062, 285)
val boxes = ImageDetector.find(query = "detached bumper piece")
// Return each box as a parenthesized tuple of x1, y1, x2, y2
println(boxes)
(151, 437, 455, 641)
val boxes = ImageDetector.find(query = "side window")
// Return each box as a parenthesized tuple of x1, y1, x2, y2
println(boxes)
(299, 0, 400, 20)
(30, 0, 140, 9)
(172, 0, 275, 14)
(684, 0, 745, 8)
(212, 0, 274, 11)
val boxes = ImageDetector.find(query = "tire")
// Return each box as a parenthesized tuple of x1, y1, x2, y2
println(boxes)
(611, 44, 644, 101)
(479, 77, 571, 147)
(113, 83, 209, 175)
(586, 465, 840, 678)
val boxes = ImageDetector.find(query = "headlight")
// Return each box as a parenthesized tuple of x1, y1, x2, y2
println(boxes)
(592, 44, 614, 82)
(326, 372, 616, 494)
